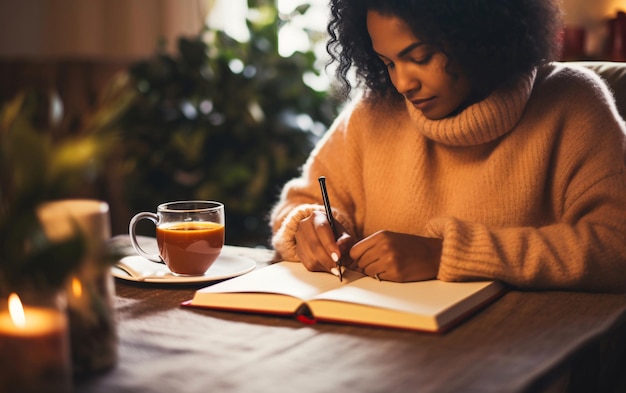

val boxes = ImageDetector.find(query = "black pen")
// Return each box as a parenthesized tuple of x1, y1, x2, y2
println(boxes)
(318, 176, 343, 282)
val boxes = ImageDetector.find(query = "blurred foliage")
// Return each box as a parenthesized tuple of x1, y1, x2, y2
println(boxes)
(0, 84, 133, 294)
(117, 1, 340, 245)
(0, 0, 341, 291)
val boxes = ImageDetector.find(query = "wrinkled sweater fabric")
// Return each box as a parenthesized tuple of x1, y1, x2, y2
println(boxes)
(270, 63, 626, 292)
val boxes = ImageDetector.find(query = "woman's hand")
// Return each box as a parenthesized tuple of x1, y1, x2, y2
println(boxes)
(295, 211, 355, 275)
(348, 230, 442, 282)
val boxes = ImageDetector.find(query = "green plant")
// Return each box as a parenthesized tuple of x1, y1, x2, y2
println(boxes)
(117, 1, 339, 246)
(0, 83, 132, 293)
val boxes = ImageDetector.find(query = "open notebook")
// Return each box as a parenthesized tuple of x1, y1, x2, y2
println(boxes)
(183, 261, 504, 333)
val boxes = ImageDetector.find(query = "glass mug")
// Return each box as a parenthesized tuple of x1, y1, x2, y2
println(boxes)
(129, 201, 225, 276)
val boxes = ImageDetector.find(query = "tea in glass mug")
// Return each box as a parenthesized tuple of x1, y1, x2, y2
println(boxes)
(129, 201, 225, 275)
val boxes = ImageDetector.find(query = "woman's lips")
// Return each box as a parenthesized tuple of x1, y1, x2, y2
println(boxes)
(409, 96, 436, 110)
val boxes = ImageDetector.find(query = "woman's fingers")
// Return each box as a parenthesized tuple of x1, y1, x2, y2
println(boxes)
(349, 231, 442, 282)
(295, 211, 343, 275)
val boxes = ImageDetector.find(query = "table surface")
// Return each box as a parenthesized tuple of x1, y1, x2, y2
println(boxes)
(75, 237, 626, 393)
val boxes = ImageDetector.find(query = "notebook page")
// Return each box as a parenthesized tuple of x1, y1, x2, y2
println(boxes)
(313, 277, 498, 316)
(197, 262, 360, 301)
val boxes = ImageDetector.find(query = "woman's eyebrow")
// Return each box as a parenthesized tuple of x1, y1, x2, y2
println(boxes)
(397, 42, 425, 58)
(374, 42, 425, 59)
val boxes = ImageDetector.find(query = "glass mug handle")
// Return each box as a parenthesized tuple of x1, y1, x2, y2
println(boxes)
(128, 212, 162, 262)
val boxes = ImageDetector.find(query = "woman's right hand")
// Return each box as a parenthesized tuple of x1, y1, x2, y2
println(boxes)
(295, 210, 354, 276)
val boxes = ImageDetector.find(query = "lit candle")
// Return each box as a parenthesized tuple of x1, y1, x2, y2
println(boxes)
(0, 293, 73, 393)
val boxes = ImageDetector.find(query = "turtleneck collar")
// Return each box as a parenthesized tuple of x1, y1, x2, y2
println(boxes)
(405, 69, 537, 146)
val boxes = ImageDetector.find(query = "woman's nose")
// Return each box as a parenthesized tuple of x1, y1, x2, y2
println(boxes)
(391, 65, 421, 95)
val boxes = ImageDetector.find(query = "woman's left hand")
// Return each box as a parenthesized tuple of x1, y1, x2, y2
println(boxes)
(348, 230, 443, 282)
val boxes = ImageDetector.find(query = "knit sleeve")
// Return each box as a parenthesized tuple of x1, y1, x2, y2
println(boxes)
(269, 100, 363, 261)
(271, 204, 324, 261)
(426, 180, 626, 292)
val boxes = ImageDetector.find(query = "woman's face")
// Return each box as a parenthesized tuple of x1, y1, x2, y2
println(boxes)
(366, 11, 473, 120)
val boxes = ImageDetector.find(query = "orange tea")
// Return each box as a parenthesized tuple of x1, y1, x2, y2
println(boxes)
(156, 221, 225, 275)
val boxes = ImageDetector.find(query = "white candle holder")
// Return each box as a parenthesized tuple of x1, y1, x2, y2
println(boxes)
(37, 199, 118, 376)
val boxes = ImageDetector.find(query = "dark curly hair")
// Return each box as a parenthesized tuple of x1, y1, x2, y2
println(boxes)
(327, 0, 563, 99)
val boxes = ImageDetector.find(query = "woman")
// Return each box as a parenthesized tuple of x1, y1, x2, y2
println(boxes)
(270, 0, 626, 291)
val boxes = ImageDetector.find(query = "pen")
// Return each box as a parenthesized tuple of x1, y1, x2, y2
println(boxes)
(318, 176, 343, 282)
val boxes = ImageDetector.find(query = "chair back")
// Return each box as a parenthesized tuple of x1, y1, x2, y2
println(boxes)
(568, 61, 626, 120)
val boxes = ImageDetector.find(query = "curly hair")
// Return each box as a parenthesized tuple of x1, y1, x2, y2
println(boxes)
(327, 0, 563, 99)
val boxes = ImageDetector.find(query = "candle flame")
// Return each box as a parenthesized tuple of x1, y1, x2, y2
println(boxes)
(8, 293, 26, 328)
(71, 277, 83, 297)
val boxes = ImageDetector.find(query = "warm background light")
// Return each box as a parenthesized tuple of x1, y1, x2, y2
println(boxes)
(72, 277, 83, 298)
(561, 0, 625, 24)
(560, 0, 626, 56)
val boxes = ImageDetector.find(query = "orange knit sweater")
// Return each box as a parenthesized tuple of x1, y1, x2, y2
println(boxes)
(270, 63, 626, 292)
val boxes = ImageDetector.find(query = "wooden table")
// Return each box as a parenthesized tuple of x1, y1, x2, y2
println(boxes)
(75, 239, 626, 393)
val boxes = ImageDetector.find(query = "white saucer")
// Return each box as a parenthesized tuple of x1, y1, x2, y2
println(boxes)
(112, 253, 256, 284)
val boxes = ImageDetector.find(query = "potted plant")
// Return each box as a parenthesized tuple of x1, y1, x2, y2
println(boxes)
(114, 1, 340, 246)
